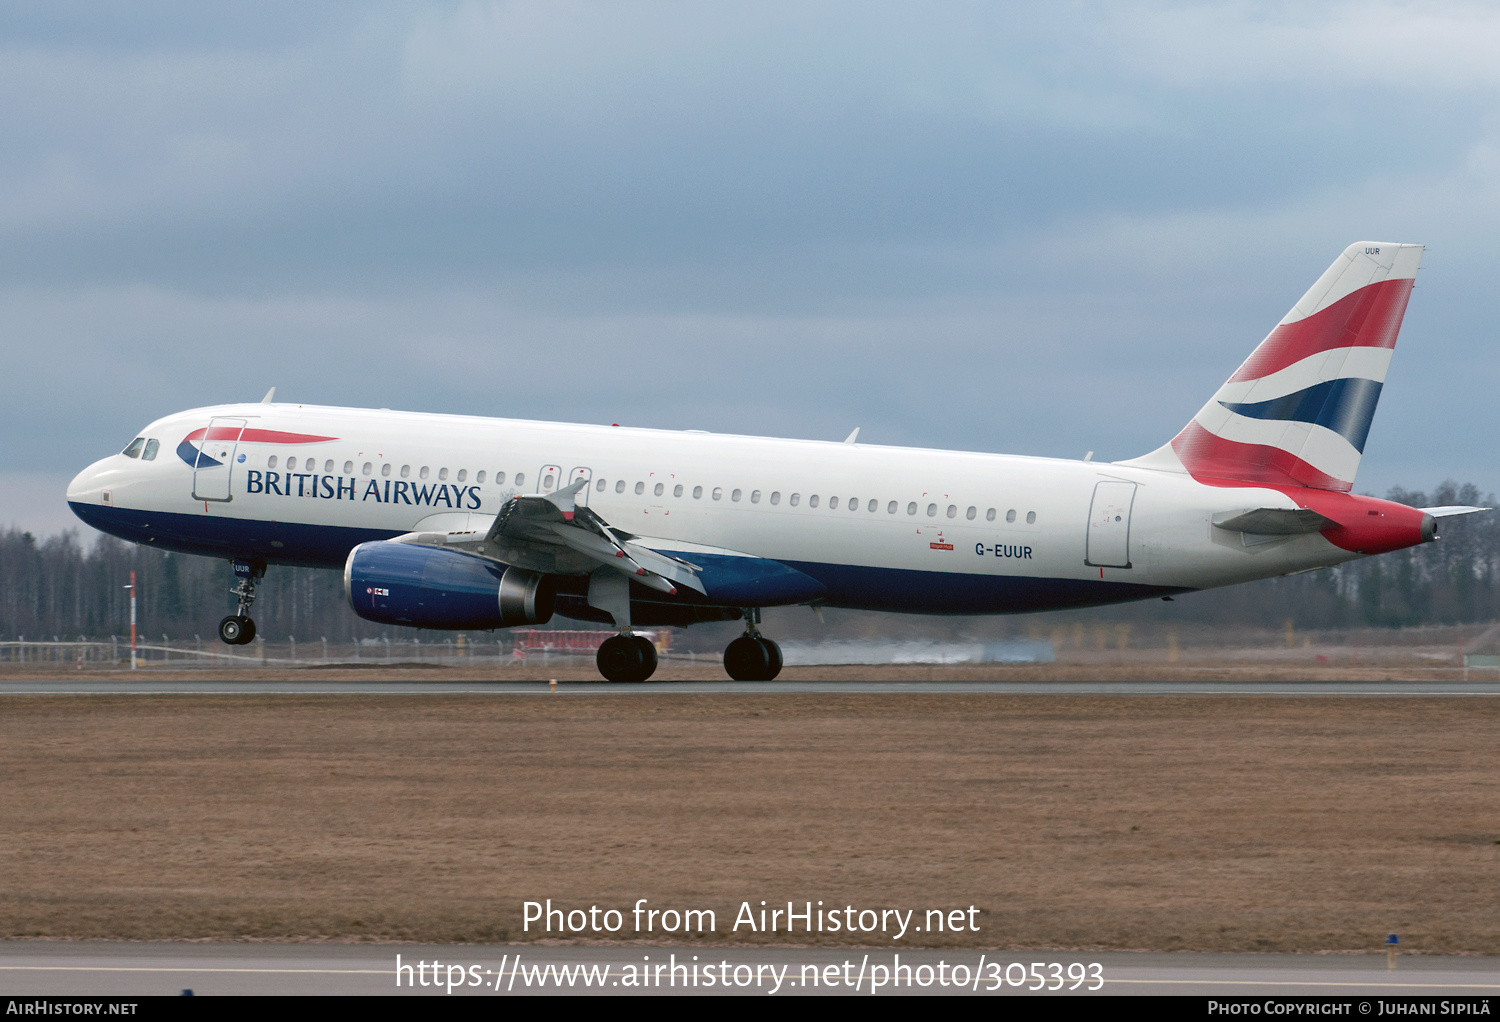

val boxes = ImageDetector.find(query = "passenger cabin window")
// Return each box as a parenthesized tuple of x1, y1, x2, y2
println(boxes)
(750, 490, 760, 503)
(438, 468, 448, 481)
(616, 479, 626, 493)
(513, 472, 525, 487)
(344, 461, 354, 475)
(380, 463, 390, 476)
(927, 503, 937, 517)
(597, 478, 607, 492)
(674, 484, 683, 497)
(966, 506, 976, 520)
(122, 438, 145, 458)
(986, 508, 996, 521)
(829, 496, 839, 509)
(907, 502, 918, 515)
(287, 457, 298, 470)
(770, 491, 780, 505)
(400, 465, 411, 478)
(655, 482, 664, 496)
(1006, 509, 1016, 523)
(809, 495, 820, 508)
(947, 505, 957, 518)
(420, 466, 430, 480)
(142, 439, 160, 461)
(887, 501, 897, 514)
(1027, 511, 1037, 524)
(324, 460, 334, 473)
(713, 487, 723, 500)
(693, 486, 703, 499)
(456, 469, 466, 482)
(868, 499, 878, 512)
(732, 489, 742, 502)
(790, 493, 800, 506)
(363, 462, 373, 476)
(269, 455, 279, 469)
(635, 481, 645, 495)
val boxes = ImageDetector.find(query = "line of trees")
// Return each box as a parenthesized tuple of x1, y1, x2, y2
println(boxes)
(3, 482, 1496, 642)
(0, 530, 379, 644)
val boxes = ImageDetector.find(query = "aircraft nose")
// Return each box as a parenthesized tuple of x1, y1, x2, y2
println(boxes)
(67, 458, 111, 505)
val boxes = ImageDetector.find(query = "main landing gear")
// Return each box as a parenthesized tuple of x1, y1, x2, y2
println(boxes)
(596, 633, 658, 684)
(218, 559, 263, 646)
(723, 610, 782, 681)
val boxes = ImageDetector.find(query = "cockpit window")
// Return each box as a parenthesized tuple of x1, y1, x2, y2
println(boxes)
(122, 438, 145, 458)
(141, 439, 160, 461)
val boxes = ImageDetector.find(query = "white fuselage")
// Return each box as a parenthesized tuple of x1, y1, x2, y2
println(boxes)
(66, 402, 1364, 618)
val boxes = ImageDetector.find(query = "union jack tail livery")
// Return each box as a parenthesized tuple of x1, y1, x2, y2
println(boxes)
(1131, 241, 1423, 491)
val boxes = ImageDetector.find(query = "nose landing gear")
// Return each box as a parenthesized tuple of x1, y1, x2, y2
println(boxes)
(218, 559, 264, 646)
(723, 610, 782, 681)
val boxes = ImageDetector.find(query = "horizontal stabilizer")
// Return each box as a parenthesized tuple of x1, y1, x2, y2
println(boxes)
(1212, 507, 1338, 535)
(1420, 505, 1490, 519)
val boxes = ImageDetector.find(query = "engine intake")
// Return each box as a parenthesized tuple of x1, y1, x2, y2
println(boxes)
(344, 541, 555, 630)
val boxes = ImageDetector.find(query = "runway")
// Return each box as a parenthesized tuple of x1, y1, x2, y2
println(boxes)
(3, 678, 1500, 695)
(2, 942, 1497, 996)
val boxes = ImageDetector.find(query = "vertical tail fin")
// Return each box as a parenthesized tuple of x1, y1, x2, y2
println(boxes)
(1123, 241, 1424, 491)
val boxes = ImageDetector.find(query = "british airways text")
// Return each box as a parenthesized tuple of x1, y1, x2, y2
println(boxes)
(244, 471, 483, 508)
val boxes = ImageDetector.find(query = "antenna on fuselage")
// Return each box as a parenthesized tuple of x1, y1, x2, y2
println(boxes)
(260, 387, 276, 404)
(843, 427, 860, 444)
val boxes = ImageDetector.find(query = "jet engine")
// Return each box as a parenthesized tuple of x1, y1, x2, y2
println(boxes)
(344, 541, 555, 630)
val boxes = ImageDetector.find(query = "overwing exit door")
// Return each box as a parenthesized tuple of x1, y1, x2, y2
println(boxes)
(190, 417, 247, 503)
(1085, 480, 1136, 569)
(567, 467, 592, 506)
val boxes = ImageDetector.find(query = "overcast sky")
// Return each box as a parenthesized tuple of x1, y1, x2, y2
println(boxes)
(5, 1, 1499, 537)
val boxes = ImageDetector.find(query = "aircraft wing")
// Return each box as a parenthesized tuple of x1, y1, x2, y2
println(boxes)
(389, 478, 705, 596)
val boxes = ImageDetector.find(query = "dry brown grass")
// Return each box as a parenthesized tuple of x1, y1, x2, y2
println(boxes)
(1, 694, 1497, 952)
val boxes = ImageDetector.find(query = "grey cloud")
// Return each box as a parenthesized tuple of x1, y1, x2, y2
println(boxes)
(4, 2, 1500, 535)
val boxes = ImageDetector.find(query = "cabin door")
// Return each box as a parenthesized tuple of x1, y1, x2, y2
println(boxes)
(190, 417, 247, 503)
(1085, 480, 1136, 569)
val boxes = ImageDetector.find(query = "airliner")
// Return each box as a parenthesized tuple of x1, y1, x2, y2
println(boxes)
(66, 242, 1482, 681)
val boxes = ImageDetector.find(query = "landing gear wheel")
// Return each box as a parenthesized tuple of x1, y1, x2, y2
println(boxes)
(759, 637, 783, 680)
(597, 634, 658, 683)
(725, 635, 774, 681)
(218, 615, 255, 646)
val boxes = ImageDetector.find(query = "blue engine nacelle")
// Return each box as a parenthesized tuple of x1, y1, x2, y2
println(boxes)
(344, 541, 555, 630)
